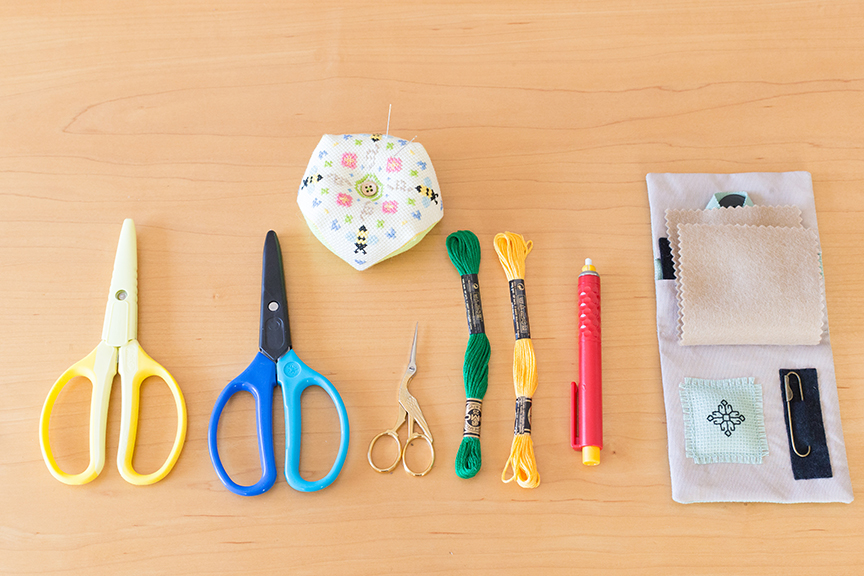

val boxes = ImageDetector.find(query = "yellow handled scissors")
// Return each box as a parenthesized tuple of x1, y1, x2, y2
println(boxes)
(368, 323, 434, 476)
(39, 219, 187, 486)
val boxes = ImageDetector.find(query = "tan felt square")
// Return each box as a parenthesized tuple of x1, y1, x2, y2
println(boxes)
(677, 223, 824, 346)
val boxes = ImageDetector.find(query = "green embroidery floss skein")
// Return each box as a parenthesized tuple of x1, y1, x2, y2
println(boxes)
(446, 230, 491, 479)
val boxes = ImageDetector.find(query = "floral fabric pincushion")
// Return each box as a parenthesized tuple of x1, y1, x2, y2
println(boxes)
(297, 134, 444, 271)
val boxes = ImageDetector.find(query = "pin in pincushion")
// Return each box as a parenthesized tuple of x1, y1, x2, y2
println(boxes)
(297, 134, 444, 270)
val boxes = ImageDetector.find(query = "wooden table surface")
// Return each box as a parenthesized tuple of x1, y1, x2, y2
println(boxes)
(3, 1, 863, 574)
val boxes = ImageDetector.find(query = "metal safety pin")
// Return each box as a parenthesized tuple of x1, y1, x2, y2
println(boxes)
(784, 371, 811, 458)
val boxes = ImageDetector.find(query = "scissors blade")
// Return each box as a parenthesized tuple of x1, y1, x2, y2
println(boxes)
(101, 219, 138, 347)
(259, 230, 291, 362)
(407, 322, 418, 371)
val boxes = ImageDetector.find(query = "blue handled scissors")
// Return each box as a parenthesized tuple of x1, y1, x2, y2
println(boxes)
(208, 230, 350, 495)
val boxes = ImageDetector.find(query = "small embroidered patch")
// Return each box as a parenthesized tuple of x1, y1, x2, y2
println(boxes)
(706, 400, 745, 436)
(679, 377, 768, 464)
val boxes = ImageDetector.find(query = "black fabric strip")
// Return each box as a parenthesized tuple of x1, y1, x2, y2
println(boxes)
(658, 237, 675, 280)
(779, 368, 832, 480)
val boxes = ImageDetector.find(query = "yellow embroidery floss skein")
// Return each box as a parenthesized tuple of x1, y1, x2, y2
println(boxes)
(493, 231, 540, 489)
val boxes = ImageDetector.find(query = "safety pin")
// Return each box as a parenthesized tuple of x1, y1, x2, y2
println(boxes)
(784, 371, 811, 458)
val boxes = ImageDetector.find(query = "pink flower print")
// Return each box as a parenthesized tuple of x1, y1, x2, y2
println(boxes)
(341, 153, 357, 169)
(386, 157, 402, 173)
(337, 193, 353, 207)
(382, 200, 398, 214)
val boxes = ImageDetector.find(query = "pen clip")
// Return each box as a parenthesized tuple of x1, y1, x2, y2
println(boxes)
(570, 381, 581, 449)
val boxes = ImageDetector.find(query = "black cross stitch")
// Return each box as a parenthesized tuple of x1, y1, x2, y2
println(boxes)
(707, 400, 745, 437)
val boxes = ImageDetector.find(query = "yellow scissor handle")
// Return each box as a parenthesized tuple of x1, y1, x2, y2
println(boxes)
(116, 340, 187, 485)
(39, 341, 118, 485)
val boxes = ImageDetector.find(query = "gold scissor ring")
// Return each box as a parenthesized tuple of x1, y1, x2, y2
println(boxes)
(368, 430, 402, 473)
(401, 432, 434, 477)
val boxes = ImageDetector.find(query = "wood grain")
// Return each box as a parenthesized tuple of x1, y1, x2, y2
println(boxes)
(2, 1, 863, 574)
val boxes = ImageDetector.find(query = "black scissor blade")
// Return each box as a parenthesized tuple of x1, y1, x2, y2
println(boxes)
(259, 230, 291, 361)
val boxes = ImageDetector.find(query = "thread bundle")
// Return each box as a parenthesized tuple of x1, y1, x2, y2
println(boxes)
(493, 232, 540, 489)
(446, 230, 492, 479)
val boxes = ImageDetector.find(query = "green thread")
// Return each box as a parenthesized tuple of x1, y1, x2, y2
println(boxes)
(446, 230, 491, 479)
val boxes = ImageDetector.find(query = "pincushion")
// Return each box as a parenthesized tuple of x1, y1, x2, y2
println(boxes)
(297, 133, 443, 270)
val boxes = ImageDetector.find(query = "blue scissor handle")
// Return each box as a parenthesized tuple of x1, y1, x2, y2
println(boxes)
(208, 352, 278, 496)
(278, 349, 350, 492)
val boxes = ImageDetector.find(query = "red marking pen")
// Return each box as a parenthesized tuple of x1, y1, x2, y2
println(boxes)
(571, 258, 602, 465)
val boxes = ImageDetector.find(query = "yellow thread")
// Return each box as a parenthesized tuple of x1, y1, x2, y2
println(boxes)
(494, 232, 540, 489)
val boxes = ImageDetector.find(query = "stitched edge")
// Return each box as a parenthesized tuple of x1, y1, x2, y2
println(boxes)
(680, 377, 769, 465)
(664, 205, 803, 340)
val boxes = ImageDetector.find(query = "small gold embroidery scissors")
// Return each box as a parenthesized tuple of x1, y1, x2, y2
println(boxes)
(367, 324, 434, 476)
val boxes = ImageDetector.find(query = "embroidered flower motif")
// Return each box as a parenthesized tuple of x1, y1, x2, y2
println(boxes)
(382, 200, 398, 214)
(386, 157, 402, 173)
(341, 153, 357, 169)
(336, 193, 353, 207)
(707, 400, 745, 437)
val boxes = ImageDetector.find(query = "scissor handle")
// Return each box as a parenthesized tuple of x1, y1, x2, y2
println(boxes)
(115, 340, 187, 485)
(39, 341, 117, 485)
(401, 432, 435, 477)
(367, 429, 402, 473)
(208, 352, 278, 496)
(277, 349, 350, 492)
